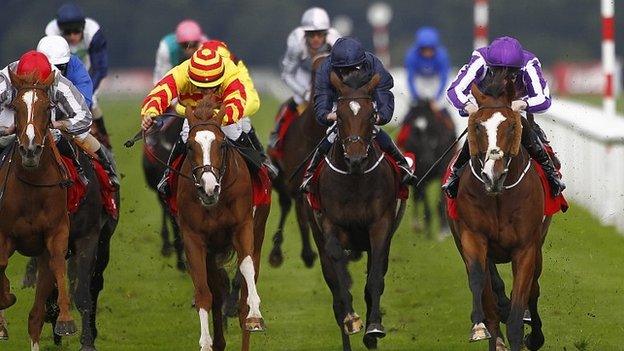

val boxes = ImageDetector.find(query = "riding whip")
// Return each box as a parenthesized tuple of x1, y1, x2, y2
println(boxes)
(123, 113, 180, 148)
(414, 127, 467, 189)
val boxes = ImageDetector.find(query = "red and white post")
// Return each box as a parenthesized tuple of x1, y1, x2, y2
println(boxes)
(602, 0, 616, 116)
(474, 0, 489, 49)
(367, 2, 393, 66)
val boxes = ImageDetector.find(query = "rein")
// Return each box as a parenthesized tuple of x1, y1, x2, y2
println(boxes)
(469, 149, 532, 190)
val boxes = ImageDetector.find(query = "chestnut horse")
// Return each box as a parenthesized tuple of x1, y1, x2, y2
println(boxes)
(310, 72, 406, 351)
(177, 96, 268, 351)
(0, 71, 77, 350)
(266, 55, 328, 268)
(448, 80, 550, 351)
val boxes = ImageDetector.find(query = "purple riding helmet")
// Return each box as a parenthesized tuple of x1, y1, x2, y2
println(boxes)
(485, 36, 524, 68)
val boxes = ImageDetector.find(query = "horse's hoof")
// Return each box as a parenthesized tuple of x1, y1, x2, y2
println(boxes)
(363, 333, 378, 349)
(200, 345, 213, 351)
(524, 331, 545, 351)
(523, 309, 532, 323)
(268, 248, 283, 268)
(80, 345, 98, 351)
(301, 251, 317, 268)
(469, 322, 491, 342)
(496, 337, 509, 351)
(54, 320, 77, 336)
(343, 313, 363, 335)
(0, 294, 16, 310)
(0, 325, 8, 340)
(244, 317, 265, 332)
(365, 322, 386, 339)
(53, 333, 61, 345)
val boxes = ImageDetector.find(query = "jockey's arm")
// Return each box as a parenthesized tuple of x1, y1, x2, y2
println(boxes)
(219, 77, 247, 126)
(435, 49, 451, 100)
(67, 55, 94, 108)
(313, 60, 335, 126)
(405, 47, 419, 101)
(0, 70, 13, 110)
(522, 58, 551, 114)
(53, 75, 93, 137)
(88, 29, 108, 91)
(281, 31, 308, 99)
(446, 51, 486, 117)
(371, 57, 395, 125)
(153, 40, 173, 85)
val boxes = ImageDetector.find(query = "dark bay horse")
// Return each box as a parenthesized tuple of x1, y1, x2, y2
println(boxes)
(177, 96, 269, 351)
(0, 70, 77, 350)
(265, 55, 328, 268)
(448, 81, 550, 351)
(311, 72, 406, 351)
(142, 113, 185, 270)
(399, 99, 455, 238)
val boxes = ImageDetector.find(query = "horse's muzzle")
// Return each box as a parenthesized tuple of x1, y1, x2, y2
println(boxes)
(196, 183, 220, 208)
(18, 144, 43, 169)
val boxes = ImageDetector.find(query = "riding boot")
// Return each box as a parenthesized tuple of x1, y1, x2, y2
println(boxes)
(157, 137, 186, 197)
(93, 118, 112, 150)
(56, 137, 89, 186)
(523, 127, 566, 197)
(95, 147, 120, 189)
(441, 140, 470, 198)
(375, 129, 418, 185)
(300, 138, 332, 193)
(245, 128, 278, 178)
(268, 99, 297, 149)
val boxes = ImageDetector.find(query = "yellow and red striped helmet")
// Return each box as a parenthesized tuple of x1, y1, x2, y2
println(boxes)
(188, 47, 225, 88)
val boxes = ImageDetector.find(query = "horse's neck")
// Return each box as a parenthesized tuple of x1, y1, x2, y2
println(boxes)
(507, 146, 530, 179)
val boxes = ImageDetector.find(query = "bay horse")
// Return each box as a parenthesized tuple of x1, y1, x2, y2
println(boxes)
(398, 99, 455, 238)
(310, 71, 406, 351)
(448, 79, 550, 351)
(265, 55, 328, 268)
(142, 113, 185, 270)
(177, 95, 268, 351)
(0, 70, 77, 350)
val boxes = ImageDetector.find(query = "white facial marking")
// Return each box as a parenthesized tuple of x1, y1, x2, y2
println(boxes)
(22, 90, 37, 123)
(198, 308, 213, 350)
(194, 131, 219, 194)
(26, 124, 35, 146)
(480, 112, 506, 181)
(240, 255, 262, 319)
(349, 101, 361, 115)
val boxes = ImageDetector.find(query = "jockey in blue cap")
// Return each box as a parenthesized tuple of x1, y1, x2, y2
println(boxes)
(405, 27, 450, 103)
(300, 37, 416, 192)
(443, 36, 565, 198)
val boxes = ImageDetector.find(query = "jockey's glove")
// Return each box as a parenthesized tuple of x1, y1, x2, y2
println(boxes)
(326, 112, 337, 122)
(464, 103, 478, 115)
(51, 119, 71, 131)
(141, 112, 158, 131)
(511, 100, 528, 112)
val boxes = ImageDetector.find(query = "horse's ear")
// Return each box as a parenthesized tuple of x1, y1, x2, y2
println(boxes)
(470, 83, 486, 105)
(8, 69, 21, 87)
(213, 105, 226, 123)
(185, 105, 196, 121)
(330, 71, 347, 94)
(364, 74, 381, 94)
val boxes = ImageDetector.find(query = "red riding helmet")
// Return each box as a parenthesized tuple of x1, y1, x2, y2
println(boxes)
(16, 51, 53, 81)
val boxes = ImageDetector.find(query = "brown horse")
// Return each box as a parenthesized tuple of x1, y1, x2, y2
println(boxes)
(310, 72, 406, 351)
(265, 55, 328, 268)
(177, 96, 268, 351)
(448, 80, 550, 351)
(0, 70, 77, 350)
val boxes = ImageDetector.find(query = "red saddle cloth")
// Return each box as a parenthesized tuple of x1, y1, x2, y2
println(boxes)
(306, 153, 413, 211)
(443, 159, 569, 221)
(268, 104, 298, 160)
(60, 156, 118, 219)
(166, 154, 272, 216)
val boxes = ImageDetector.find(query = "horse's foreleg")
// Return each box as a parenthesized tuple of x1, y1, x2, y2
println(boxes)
(234, 220, 264, 333)
(268, 180, 290, 267)
(207, 259, 226, 351)
(22, 257, 38, 288)
(524, 251, 544, 351)
(171, 218, 186, 271)
(28, 252, 55, 350)
(295, 196, 317, 268)
(483, 263, 505, 351)
(459, 228, 490, 342)
(45, 224, 76, 336)
(0, 236, 15, 310)
(506, 245, 538, 351)
(489, 260, 511, 322)
(159, 201, 173, 257)
(438, 193, 451, 236)
(71, 235, 99, 349)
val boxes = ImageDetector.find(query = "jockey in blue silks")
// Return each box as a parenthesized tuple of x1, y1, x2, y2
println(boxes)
(443, 36, 565, 198)
(405, 27, 450, 103)
(300, 37, 416, 192)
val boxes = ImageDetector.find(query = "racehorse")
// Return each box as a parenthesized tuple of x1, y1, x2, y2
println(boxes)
(0, 70, 119, 351)
(177, 95, 269, 351)
(0, 70, 77, 350)
(398, 99, 455, 238)
(265, 55, 328, 269)
(448, 78, 550, 351)
(310, 71, 406, 351)
(142, 114, 185, 270)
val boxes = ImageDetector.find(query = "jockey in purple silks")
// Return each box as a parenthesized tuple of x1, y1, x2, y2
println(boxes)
(443, 36, 565, 198)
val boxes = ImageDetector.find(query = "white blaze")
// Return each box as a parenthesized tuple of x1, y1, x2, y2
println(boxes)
(194, 131, 218, 194)
(198, 308, 213, 351)
(480, 112, 506, 181)
(240, 255, 262, 319)
(22, 90, 37, 123)
(349, 101, 361, 115)
(26, 124, 35, 147)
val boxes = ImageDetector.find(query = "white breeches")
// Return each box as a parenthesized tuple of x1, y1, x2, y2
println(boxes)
(181, 116, 252, 143)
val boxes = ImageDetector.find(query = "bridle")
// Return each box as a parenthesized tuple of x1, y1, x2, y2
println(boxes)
(13, 85, 53, 152)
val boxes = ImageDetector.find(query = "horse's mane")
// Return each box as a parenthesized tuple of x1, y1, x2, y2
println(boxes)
(481, 68, 513, 98)
(342, 70, 371, 90)
(193, 95, 219, 121)
(12, 72, 52, 89)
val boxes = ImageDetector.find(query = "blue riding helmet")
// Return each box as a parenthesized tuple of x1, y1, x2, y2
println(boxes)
(415, 27, 440, 49)
(485, 36, 524, 68)
(331, 37, 366, 68)
(57, 2, 85, 25)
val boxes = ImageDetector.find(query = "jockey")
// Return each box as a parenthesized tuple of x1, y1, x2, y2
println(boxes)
(45, 2, 112, 148)
(0, 51, 118, 187)
(300, 37, 417, 192)
(268, 7, 341, 148)
(405, 26, 450, 104)
(153, 19, 208, 84)
(37, 35, 94, 185)
(140, 43, 272, 196)
(444, 36, 565, 198)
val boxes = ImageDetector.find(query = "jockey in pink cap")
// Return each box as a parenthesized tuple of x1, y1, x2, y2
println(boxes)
(153, 19, 209, 84)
